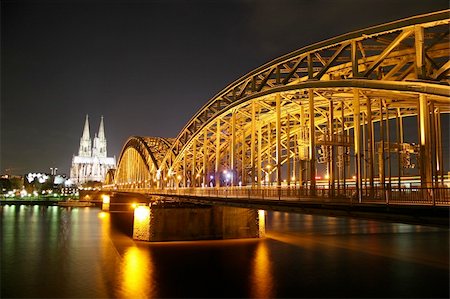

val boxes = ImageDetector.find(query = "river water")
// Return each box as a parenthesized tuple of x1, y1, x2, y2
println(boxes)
(1, 204, 448, 298)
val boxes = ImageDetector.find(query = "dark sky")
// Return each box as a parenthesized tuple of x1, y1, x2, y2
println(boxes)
(1, 0, 449, 175)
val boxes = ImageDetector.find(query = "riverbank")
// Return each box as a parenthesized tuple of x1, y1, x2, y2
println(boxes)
(0, 196, 79, 206)
(0, 200, 60, 205)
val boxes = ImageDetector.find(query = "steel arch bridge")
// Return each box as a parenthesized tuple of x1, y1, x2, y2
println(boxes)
(110, 10, 450, 204)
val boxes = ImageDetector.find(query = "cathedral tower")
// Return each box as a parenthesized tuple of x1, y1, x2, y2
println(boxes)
(92, 116, 107, 158)
(78, 115, 92, 157)
(70, 115, 116, 185)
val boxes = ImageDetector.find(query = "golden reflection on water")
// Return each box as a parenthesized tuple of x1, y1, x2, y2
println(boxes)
(119, 246, 155, 298)
(250, 241, 274, 298)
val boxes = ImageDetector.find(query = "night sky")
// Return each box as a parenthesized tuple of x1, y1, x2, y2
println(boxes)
(2, 0, 449, 176)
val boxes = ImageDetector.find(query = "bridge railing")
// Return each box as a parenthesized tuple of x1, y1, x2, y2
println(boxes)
(108, 185, 450, 206)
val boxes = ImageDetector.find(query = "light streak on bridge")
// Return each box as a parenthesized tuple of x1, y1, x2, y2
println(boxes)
(104, 11, 450, 206)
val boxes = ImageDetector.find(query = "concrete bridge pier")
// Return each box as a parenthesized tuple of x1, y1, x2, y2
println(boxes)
(101, 194, 110, 211)
(133, 204, 151, 241)
(130, 202, 265, 242)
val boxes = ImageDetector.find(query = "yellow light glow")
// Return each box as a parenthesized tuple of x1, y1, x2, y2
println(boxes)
(258, 210, 266, 238)
(120, 247, 154, 298)
(135, 205, 150, 222)
(133, 205, 151, 241)
(102, 194, 110, 204)
(325, 174, 329, 180)
(250, 241, 273, 298)
(419, 95, 427, 146)
(98, 211, 108, 219)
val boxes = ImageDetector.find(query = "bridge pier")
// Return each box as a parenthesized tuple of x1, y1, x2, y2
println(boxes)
(101, 194, 110, 211)
(133, 204, 151, 241)
(130, 202, 264, 242)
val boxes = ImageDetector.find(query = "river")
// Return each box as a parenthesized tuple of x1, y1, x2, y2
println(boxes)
(1, 204, 448, 298)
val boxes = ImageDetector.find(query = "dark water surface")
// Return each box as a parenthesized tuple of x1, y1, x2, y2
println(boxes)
(1, 204, 448, 298)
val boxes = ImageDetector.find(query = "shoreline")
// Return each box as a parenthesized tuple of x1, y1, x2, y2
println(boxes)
(1, 197, 80, 206)
(0, 200, 61, 206)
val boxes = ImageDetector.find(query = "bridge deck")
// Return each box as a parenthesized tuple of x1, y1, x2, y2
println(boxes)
(98, 186, 449, 226)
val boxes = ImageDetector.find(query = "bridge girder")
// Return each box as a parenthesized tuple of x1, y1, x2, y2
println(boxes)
(115, 11, 450, 200)
(114, 136, 173, 188)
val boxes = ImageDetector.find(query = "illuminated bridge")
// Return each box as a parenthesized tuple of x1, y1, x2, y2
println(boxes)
(104, 11, 450, 208)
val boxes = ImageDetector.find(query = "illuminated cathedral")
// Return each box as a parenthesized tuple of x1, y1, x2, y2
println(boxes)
(70, 115, 116, 185)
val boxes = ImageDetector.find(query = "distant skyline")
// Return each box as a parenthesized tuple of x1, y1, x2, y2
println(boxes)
(2, 0, 449, 175)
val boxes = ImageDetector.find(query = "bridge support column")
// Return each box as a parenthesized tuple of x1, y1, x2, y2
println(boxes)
(267, 122, 271, 185)
(203, 130, 208, 187)
(329, 99, 335, 198)
(258, 210, 266, 238)
(435, 108, 444, 187)
(231, 110, 236, 186)
(353, 89, 362, 203)
(385, 103, 392, 201)
(133, 204, 151, 241)
(101, 194, 110, 211)
(242, 131, 247, 186)
(215, 118, 221, 188)
(379, 99, 386, 202)
(251, 101, 256, 187)
(183, 154, 187, 188)
(308, 89, 316, 195)
(276, 94, 282, 187)
(396, 108, 403, 191)
(341, 101, 346, 195)
(367, 98, 374, 197)
(192, 139, 196, 187)
(257, 120, 262, 187)
(286, 113, 291, 187)
(300, 105, 306, 189)
(418, 94, 433, 190)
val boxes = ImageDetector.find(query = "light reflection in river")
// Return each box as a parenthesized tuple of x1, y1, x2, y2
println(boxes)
(1, 205, 448, 298)
(250, 241, 274, 299)
(119, 246, 155, 298)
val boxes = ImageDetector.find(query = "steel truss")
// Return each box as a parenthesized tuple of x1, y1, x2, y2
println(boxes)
(113, 10, 450, 203)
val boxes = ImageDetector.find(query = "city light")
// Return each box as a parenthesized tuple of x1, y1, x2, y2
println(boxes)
(98, 212, 108, 219)
(102, 194, 110, 204)
(135, 205, 150, 222)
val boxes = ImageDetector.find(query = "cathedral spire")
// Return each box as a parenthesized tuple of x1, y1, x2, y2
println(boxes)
(78, 114, 92, 157)
(82, 114, 90, 141)
(95, 116, 107, 158)
(71, 114, 116, 185)
(98, 115, 105, 140)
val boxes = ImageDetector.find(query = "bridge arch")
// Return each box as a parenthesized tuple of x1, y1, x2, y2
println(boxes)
(115, 10, 450, 202)
(114, 136, 173, 189)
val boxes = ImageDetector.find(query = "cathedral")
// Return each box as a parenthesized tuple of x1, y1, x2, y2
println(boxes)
(70, 115, 116, 185)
